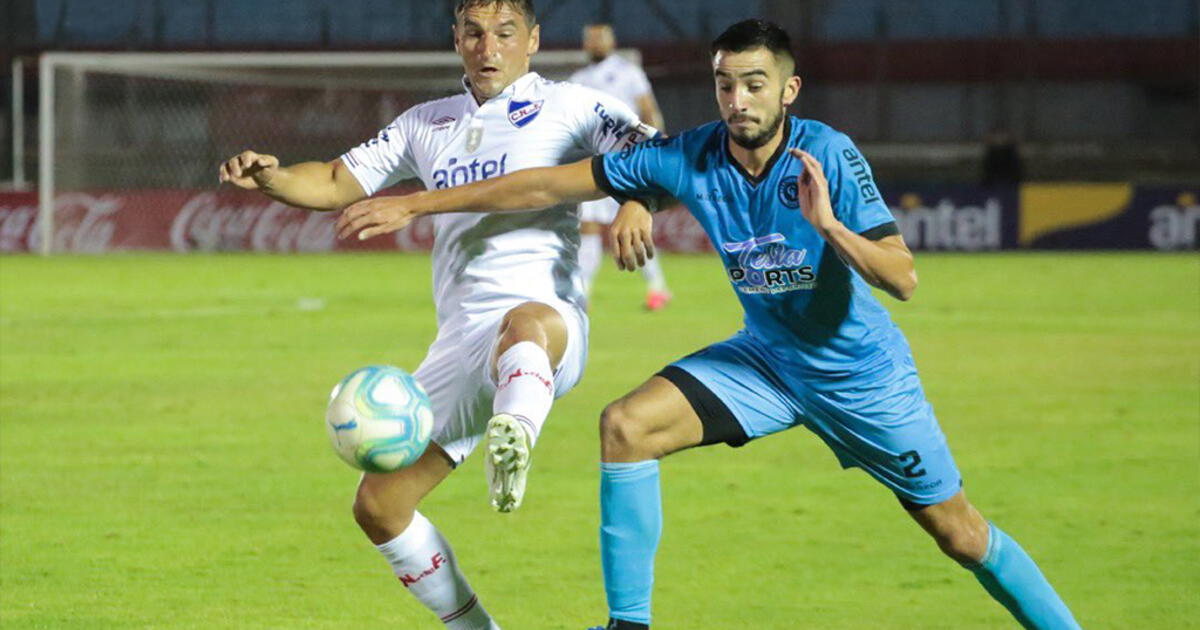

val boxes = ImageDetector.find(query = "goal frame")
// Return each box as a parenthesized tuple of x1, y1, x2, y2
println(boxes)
(36, 49, 641, 255)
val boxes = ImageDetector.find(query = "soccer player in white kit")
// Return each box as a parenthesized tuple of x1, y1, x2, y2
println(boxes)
(569, 24, 672, 310)
(218, 2, 655, 628)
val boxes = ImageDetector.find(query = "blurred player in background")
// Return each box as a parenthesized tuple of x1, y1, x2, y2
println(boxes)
(569, 23, 672, 310)
(333, 18, 1084, 630)
(219, 1, 656, 628)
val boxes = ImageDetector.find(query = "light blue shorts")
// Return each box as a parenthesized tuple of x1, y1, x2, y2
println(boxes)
(663, 331, 962, 507)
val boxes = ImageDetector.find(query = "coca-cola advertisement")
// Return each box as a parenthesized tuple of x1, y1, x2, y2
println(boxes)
(0, 189, 437, 254)
(0, 188, 708, 254)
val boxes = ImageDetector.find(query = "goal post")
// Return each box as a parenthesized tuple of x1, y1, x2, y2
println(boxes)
(35, 49, 641, 255)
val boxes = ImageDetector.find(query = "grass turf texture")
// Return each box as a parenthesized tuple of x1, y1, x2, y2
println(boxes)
(1, 252, 1197, 629)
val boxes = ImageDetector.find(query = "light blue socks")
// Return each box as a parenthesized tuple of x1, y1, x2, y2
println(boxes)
(599, 461, 662, 626)
(968, 523, 1082, 629)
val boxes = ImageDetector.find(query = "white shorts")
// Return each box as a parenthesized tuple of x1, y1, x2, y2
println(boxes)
(579, 197, 620, 224)
(414, 300, 588, 466)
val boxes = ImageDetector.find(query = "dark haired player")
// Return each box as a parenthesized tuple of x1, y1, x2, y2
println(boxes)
(220, 1, 658, 627)
(336, 18, 1083, 630)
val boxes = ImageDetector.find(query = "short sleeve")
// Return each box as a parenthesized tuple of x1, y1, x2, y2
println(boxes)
(340, 112, 420, 196)
(570, 86, 659, 156)
(821, 133, 897, 237)
(591, 135, 682, 200)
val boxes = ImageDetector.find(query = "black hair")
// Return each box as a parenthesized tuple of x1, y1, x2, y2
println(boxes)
(710, 19, 796, 70)
(454, 0, 537, 26)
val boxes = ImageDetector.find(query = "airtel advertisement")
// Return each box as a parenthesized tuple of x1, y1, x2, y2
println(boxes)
(0, 185, 1196, 254)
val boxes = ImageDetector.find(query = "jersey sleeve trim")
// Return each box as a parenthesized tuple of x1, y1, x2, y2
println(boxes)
(591, 155, 623, 199)
(859, 221, 900, 241)
(339, 153, 381, 197)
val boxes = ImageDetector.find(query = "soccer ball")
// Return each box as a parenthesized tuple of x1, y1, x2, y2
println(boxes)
(325, 365, 434, 473)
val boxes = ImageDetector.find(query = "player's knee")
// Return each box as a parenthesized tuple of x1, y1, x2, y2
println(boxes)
(497, 303, 554, 353)
(934, 521, 989, 565)
(600, 400, 653, 460)
(352, 483, 416, 542)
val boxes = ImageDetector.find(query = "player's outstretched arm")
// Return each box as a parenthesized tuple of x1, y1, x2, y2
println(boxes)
(336, 158, 605, 241)
(791, 148, 918, 301)
(218, 151, 367, 211)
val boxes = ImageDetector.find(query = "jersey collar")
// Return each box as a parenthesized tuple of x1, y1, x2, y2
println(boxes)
(724, 116, 793, 187)
(461, 71, 541, 111)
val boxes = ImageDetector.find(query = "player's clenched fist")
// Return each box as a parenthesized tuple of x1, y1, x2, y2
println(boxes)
(218, 150, 280, 190)
(789, 148, 841, 236)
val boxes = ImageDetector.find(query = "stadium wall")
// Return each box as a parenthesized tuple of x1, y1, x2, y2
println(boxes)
(1, 185, 1196, 254)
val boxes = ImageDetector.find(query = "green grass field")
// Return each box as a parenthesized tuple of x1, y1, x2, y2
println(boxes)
(1, 252, 1197, 629)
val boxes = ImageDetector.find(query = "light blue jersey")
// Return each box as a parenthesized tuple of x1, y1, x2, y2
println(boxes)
(594, 116, 907, 383)
(594, 116, 961, 506)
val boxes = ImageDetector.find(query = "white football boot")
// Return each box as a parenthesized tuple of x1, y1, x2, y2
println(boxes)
(485, 413, 533, 512)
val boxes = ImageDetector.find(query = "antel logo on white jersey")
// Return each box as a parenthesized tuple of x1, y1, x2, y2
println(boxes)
(432, 155, 510, 190)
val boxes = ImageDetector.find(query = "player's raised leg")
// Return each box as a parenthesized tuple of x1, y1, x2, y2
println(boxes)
(908, 492, 1083, 629)
(486, 301, 570, 512)
(354, 445, 500, 629)
(596, 375, 706, 630)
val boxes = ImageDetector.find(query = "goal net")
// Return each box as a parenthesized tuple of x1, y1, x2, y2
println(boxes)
(35, 50, 640, 254)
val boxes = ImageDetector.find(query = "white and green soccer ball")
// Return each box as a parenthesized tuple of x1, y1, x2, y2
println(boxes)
(325, 365, 434, 473)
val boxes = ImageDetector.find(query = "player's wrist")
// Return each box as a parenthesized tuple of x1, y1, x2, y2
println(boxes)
(815, 218, 847, 240)
(256, 164, 286, 193)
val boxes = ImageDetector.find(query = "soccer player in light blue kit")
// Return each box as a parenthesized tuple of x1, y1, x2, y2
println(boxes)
(335, 18, 1084, 630)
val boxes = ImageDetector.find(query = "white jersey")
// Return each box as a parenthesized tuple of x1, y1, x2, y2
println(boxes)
(568, 54, 654, 113)
(341, 72, 654, 326)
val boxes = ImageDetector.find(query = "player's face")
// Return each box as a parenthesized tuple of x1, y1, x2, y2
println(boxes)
(583, 25, 615, 62)
(454, 4, 541, 101)
(713, 48, 800, 150)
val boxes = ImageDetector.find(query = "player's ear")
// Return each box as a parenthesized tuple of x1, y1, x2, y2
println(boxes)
(451, 24, 462, 55)
(527, 23, 541, 57)
(782, 75, 801, 107)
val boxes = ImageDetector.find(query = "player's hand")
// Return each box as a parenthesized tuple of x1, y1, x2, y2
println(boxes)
(610, 200, 655, 271)
(790, 148, 841, 236)
(218, 150, 280, 190)
(336, 195, 421, 241)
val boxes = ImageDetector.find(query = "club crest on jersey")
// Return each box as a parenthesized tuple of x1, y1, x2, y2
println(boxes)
(508, 99, 544, 128)
(778, 177, 800, 209)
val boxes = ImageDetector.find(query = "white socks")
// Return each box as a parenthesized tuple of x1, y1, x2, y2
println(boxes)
(580, 232, 604, 297)
(640, 256, 667, 292)
(375, 512, 499, 629)
(581, 231, 670, 297)
(492, 341, 555, 447)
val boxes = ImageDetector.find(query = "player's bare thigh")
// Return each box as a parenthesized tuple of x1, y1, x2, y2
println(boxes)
(493, 301, 570, 373)
(353, 443, 455, 544)
(601, 375, 705, 462)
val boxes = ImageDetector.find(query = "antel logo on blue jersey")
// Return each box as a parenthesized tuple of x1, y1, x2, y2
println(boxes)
(778, 177, 800, 209)
(508, 99, 544, 128)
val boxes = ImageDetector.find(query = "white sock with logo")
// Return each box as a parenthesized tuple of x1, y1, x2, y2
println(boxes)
(579, 232, 603, 298)
(492, 341, 555, 447)
(375, 511, 499, 629)
(640, 256, 667, 292)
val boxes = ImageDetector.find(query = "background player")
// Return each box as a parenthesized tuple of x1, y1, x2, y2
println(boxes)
(569, 23, 671, 310)
(333, 18, 1084, 630)
(218, 1, 655, 628)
